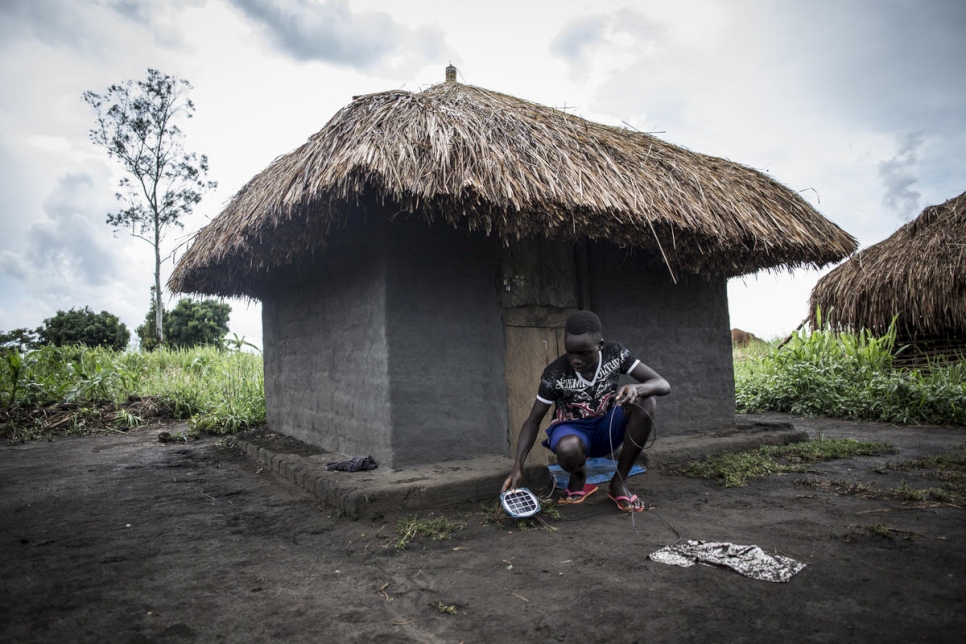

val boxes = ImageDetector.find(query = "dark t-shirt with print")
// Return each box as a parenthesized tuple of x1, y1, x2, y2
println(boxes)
(536, 341, 641, 425)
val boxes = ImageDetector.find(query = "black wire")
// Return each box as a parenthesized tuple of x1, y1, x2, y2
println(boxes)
(628, 507, 682, 547)
(610, 400, 682, 546)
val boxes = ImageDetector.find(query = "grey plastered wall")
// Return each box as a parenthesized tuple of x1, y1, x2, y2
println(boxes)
(385, 220, 509, 466)
(590, 244, 735, 436)
(261, 216, 394, 464)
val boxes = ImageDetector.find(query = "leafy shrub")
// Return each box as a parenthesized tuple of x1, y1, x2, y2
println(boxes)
(137, 296, 231, 350)
(1, 345, 140, 410)
(37, 307, 130, 351)
(0, 328, 40, 352)
(735, 320, 966, 426)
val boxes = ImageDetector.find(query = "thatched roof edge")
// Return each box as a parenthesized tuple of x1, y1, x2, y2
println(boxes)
(809, 191, 966, 337)
(170, 79, 857, 297)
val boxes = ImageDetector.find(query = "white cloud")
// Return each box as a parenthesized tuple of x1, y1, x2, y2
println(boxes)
(0, 0, 962, 346)
(878, 130, 924, 219)
(24, 134, 73, 153)
(0, 0, 201, 55)
(0, 251, 29, 282)
(550, 16, 609, 67)
(0, 0, 100, 51)
(228, 0, 445, 71)
(0, 167, 140, 321)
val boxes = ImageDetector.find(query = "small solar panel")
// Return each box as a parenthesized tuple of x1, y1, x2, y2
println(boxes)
(500, 488, 541, 518)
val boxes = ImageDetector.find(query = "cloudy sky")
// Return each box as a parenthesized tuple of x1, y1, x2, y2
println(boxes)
(1, 0, 963, 347)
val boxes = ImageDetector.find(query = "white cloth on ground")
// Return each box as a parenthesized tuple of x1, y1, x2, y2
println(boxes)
(648, 540, 806, 583)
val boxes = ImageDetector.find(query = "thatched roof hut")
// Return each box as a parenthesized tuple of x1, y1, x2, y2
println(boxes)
(167, 70, 858, 469)
(809, 191, 966, 341)
(169, 75, 855, 297)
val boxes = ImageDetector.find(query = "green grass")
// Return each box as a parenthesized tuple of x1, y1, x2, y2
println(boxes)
(795, 444, 966, 507)
(843, 523, 922, 542)
(480, 492, 561, 531)
(394, 515, 466, 550)
(734, 319, 966, 426)
(885, 444, 966, 505)
(435, 602, 458, 615)
(795, 477, 878, 497)
(732, 337, 774, 363)
(675, 438, 896, 487)
(1, 345, 265, 439)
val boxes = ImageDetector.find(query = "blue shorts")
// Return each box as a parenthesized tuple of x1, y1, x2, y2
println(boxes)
(542, 404, 627, 459)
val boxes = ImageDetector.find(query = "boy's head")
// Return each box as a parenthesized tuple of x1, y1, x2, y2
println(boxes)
(564, 311, 604, 377)
(565, 311, 603, 340)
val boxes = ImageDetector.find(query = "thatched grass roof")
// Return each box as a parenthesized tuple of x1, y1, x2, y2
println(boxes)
(170, 75, 856, 297)
(809, 191, 966, 338)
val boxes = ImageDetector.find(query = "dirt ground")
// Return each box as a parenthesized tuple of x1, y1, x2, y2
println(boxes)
(1, 414, 964, 643)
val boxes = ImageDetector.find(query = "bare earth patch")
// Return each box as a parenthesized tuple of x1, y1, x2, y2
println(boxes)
(1, 413, 963, 642)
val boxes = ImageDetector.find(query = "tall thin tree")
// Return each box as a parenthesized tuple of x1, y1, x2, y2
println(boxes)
(84, 68, 216, 348)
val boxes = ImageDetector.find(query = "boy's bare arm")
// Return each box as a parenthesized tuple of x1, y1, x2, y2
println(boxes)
(616, 363, 671, 404)
(502, 400, 551, 492)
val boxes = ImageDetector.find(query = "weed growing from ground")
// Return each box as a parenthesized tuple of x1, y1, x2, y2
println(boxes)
(794, 444, 965, 507)
(394, 515, 466, 550)
(887, 445, 966, 477)
(674, 438, 895, 487)
(435, 602, 458, 615)
(114, 408, 144, 429)
(481, 489, 560, 531)
(843, 523, 921, 542)
(886, 445, 966, 506)
(795, 477, 878, 498)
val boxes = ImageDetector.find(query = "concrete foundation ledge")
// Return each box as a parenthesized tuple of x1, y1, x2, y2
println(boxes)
(230, 419, 806, 518)
(229, 431, 550, 518)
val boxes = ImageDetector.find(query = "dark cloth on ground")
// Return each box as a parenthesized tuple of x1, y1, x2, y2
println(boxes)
(325, 456, 378, 472)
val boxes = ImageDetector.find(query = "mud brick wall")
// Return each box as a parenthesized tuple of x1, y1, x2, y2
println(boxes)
(261, 218, 735, 468)
(262, 217, 394, 464)
(385, 221, 509, 465)
(263, 218, 510, 468)
(591, 244, 736, 436)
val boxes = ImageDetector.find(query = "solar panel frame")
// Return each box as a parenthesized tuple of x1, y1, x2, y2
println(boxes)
(500, 488, 541, 518)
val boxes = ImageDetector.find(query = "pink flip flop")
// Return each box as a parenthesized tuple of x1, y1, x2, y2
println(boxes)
(558, 483, 599, 505)
(608, 492, 645, 513)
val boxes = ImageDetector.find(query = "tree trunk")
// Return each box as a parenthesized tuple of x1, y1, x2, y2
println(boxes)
(154, 220, 164, 347)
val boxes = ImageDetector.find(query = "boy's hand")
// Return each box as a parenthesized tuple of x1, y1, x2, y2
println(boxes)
(616, 384, 640, 406)
(501, 469, 522, 493)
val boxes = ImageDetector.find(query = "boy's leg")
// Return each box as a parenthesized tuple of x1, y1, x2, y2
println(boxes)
(555, 434, 589, 493)
(609, 397, 656, 511)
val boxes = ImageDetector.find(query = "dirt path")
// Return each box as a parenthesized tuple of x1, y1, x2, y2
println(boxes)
(1, 415, 964, 643)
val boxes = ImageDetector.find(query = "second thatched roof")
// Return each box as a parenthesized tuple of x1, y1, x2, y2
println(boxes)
(170, 74, 856, 297)
(809, 191, 966, 338)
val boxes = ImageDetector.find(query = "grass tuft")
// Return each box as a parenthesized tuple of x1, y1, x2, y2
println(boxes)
(435, 602, 458, 615)
(794, 444, 965, 507)
(886, 445, 966, 506)
(843, 523, 919, 542)
(394, 515, 466, 550)
(481, 489, 560, 531)
(675, 438, 895, 487)
(795, 477, 878, 497)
